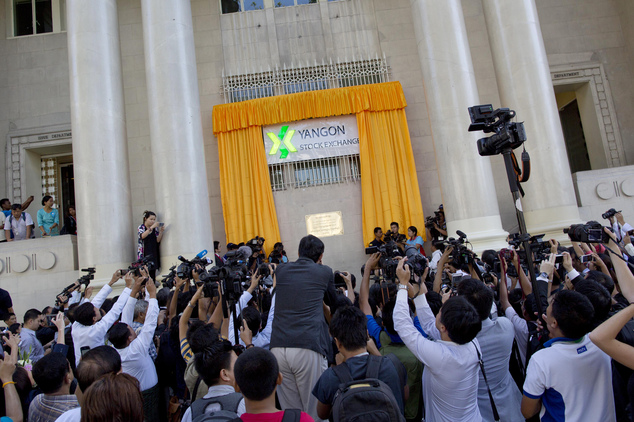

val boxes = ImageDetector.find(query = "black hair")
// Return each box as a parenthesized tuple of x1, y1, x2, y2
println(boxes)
(390, 222, 399, 229)
(374, 227, 382, 235)
(551, 290, 594, 339)
(76, 346, 122, 393)
(0, 199, 9, 208)
(585, 270, 615, 296)
(574, 280, 611, 323)
(194, 333, 235, 386)
(214, 240, 220, 250)
(298, 235, 324, 263)
(408, 226, 418, 236)
(481, 250, 497, 268)
(101, 298, 115, 314)
(10, 204, 21, 211)
(523, 294, 538, 321)
(41, 306, 52, 315)
(107, 323, 132, 349)
(66, 303, 79, 323)
(241, 306, 262, 338)
(8, 323, 20, 335)
(382, 297, 416, 335)
(3, 313, 15, 322)
(439, 296, 481, 344)
(41, 195, 52, 206)
(234, 347, 279, 401)
(32, 353, 70, 394)
(23, 308, 41, 324)
(456, 278, 494, 321)
(431, 241, 446, 252)
(156, 287, 170, 308)
(369, 283, 397, 309)
(189, 323, 219, 354)
(329, 306, 367, 351)
(142, 210, 156, 223)
(74, 303, 96, 326)
(508, 288, 524, 317)
(425, 291, 443, 316)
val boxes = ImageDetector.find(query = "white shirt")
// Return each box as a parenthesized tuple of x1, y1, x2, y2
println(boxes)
(612, 221, 633, 242)
(504, 307, 529, 367)
(180, 385, 246, 422)
(523, 335, 615, 422)
(4, 212, 33, 240)
(0, 213, 5, 241)
(228, 291, 276, 349)
(116, 298, 159, 391)
(394, 290, 482, 422)
(72, 285, 131, 366)
(429, 249, 442, 271)
(55, 406, 81, 422)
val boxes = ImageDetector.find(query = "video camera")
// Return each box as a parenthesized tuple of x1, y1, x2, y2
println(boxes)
(468, 105, 527, 156)
(440, 231, 477, 268)
(160, 265, 177, 289)
(365, 240, 421, 284)
(123, 256, 154, 278)
(56, 267, 96, 305)
(564, 221, 612, 244)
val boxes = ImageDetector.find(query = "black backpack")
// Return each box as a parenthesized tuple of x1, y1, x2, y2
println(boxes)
(331, 354, 405, 422)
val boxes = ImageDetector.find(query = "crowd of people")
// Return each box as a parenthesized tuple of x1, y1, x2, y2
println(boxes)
(0, 204, 634, 421)
(0, 195, 77, 243)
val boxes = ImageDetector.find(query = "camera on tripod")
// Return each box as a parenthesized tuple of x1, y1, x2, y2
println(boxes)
(468, 105, 526, 156)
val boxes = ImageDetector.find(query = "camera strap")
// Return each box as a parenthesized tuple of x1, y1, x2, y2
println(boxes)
(472, 341, 500, 422)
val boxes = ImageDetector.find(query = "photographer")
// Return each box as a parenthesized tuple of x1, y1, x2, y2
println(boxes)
(71, 270, 131, 365)
(137, 210, 165, 280)
(426, 205, 447, 242)
(394, 258, 482, 422)
(270, 235, 339, 421)
(228, 269, 274, 348)
(107, 271, 159, 421)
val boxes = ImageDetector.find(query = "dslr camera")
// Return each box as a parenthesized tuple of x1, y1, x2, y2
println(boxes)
(602, 208, 621, 220)
(564, 221, 612, 244)
(123, 256, 154, 277)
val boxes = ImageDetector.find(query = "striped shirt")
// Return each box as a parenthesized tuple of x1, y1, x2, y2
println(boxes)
(180, 337, 194, 362)
(28, 393, 79, 422)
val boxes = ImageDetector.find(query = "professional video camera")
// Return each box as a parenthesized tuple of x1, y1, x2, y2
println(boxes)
(602, 208, 621, 220)
(219, 248, 251, 302)
(123, 256, 155, 277)
(564, 221, 612, 244)
(404, 246, 428, 278)
(176, 250, 212, 281)
(441, 231, 477, 269)
(160, 265, 177, 289)
(468, 105, 527, 156)
(56, 267, 96, 305)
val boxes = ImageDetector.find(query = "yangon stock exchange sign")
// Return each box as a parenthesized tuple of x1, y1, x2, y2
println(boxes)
(262, 115, 360, 165)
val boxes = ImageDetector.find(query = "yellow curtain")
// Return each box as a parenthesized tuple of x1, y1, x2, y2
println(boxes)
(212, 82, 407, 135)
(217, 126, 281, 252)
(357, 109, 426, 246)
(213, 81, 424, 251)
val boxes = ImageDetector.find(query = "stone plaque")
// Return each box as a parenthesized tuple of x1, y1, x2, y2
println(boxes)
(305, 211, 344, 238)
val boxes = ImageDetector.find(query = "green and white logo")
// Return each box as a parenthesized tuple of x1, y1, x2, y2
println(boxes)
(267, 125, 297, 159)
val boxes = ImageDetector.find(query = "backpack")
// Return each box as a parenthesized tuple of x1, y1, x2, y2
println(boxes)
(190, 392, 243, 422)
(331, 354, 406, 422)
(232, 410, 301, 422)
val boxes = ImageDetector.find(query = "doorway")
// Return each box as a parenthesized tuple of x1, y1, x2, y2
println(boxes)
(559, 99, 591, 173)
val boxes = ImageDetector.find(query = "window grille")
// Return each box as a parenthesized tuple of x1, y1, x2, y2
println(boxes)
(222, 56, 390, 103)
(268, 154, 361, 191)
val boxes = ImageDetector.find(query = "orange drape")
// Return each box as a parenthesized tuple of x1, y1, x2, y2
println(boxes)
(217, 126, 281, 251)
(357, 110, 426, 246)
(212, 81, 424, 249)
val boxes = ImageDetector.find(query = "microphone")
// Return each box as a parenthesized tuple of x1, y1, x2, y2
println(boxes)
(456, 230, 467, 239)
(196, 250, 208, 259)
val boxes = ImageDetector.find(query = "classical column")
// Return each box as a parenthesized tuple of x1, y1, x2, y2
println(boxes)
(67, 0, 134, 280)
(410, 0, 508, 251)
(140, 0, 213, 266)
(482, 0, 580, 239)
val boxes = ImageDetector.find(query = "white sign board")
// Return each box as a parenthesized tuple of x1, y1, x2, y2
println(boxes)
(262, 115, 360, 164)
(305, 211, 344, 238)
